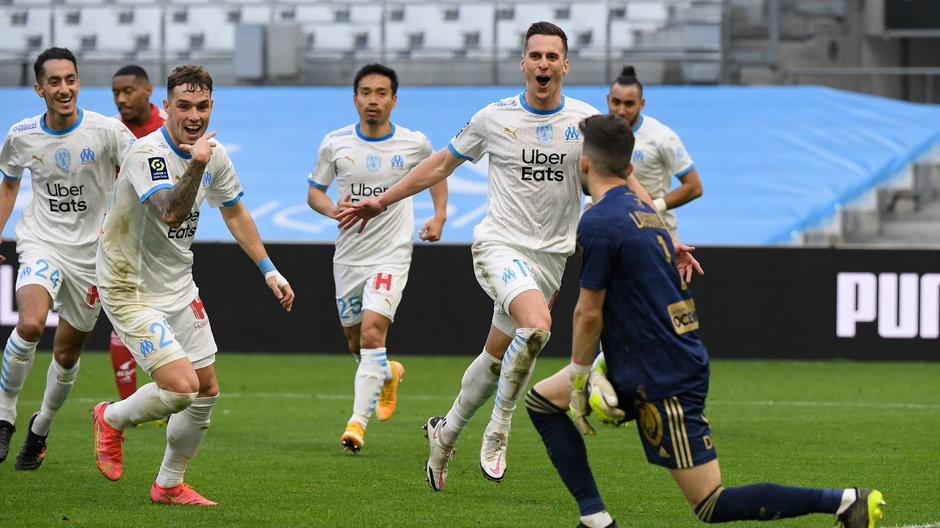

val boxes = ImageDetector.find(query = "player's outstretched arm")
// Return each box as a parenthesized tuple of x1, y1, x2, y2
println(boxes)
(0, 177, 22, 264)
(220, 201, 295, 312)
(419, 179, 448, 242)
(336, 148, 464, 233)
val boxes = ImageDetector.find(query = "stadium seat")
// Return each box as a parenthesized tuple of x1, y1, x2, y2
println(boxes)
(0, 7, 52, 54)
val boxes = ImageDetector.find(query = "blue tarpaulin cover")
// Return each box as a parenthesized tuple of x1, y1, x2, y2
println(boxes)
(3, 85, 939, 245)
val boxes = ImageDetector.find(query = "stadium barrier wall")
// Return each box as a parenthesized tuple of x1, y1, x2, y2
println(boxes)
(1, 242, 938, 361)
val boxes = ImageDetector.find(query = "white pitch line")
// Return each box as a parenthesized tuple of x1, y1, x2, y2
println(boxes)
(889, 523, 940, 528)
(39, 395, 940, 408)
(53, 393, 449, 406)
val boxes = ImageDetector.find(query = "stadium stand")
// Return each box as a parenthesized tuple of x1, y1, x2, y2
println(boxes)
(0, 6, 52, 56)
(0, 0, 725, 85)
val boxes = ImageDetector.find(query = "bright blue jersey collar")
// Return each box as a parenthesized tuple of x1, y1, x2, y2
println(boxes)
(356, 123, 396, 142)
(519, 93, 565, 115)
(41, 108, 83, 135)
(632, 115, 645, 133)
(161, 126, 192, 159)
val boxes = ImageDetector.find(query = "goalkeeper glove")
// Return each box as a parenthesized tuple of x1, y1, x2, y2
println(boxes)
(569, 361, 595, 435)
(589, 356, 627, 426)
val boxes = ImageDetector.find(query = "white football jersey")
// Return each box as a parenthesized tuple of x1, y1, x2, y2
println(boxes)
(449, 93, 598, 256)
(96, 127, 243, 313)
(309, 123, 432, 265)
(0, 108, 134, 269)
(631, 114, 694, 238)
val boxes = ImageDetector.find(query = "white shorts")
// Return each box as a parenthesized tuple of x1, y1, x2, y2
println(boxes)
(15, 244, 100, 332)
(102, 295, 217, 375)
(333, 261, 411, 327)
(471, 241, 566, 335)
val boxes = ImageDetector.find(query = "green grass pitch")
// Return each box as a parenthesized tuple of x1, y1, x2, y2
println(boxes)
(0, 352, 937, 528)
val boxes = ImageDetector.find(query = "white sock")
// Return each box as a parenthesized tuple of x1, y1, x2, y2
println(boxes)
(0, 329, 38, 423)
(490, 328, 550, 431)
(580, 510, 614, 528)
(156, 394, 218, 488)
(104, 382, 196, 430)
(440, 349, 502, 448)
(836, 488, 858, 515)
(349, 347, 388, 427)
(32, 357, 80, 436)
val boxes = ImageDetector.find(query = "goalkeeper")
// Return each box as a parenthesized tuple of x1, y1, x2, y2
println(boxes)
(524, 114, 884, 528)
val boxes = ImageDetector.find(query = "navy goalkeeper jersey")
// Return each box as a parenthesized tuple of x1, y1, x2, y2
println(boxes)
(578, 185, 709, 401)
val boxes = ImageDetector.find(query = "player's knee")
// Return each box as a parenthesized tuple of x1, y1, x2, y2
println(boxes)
(198, 380, 220, 398)
(157, 388, 198, 414)
(518, 313, 551, 333)
(15, 321, 44, 343)
(358, 326, 386, 349)
(52, 347, 82, 368)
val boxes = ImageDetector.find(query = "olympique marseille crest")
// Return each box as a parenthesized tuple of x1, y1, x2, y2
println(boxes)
(536, 123, 553, 145)
(367, 153, 381, 172)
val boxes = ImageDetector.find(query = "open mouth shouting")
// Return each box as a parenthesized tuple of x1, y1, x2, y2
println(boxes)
(535, 75, 551, 88)
(182, 123, 203, 141)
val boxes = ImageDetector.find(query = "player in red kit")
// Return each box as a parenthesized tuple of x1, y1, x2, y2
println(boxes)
(109, 65, 167, 405)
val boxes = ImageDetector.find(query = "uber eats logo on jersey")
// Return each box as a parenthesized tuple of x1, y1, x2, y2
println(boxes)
(350, 183, 388, 202)
(46, 183, 87, 212)
(521, 149, 567, 181)
(167, 210, 199, 239)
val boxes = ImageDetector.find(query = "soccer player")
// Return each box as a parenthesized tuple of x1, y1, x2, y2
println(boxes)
(91, 64, 294, 505)
(525, 114, 885, 528)
(112, 65, 167, 139)
(606, 65, 702, 240)
(337, 22, 690, 490)
(0, 47, 133, 470)
(307, 63, 447, 453)
(109, 64, 168, 405)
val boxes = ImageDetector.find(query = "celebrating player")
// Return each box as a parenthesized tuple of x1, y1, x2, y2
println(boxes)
(0, 47, 133, 470)
(525, 114, 884, 528)
(92, 64, 294, 505)
(109, 64, 168, 406)
(307, 63, 447, 452)
(337, 22, 689, 490)
(606, 65, 702, 240)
